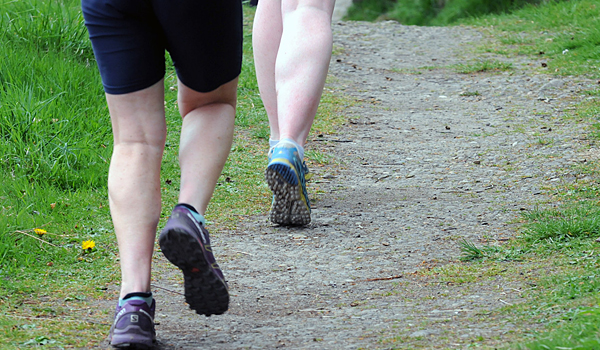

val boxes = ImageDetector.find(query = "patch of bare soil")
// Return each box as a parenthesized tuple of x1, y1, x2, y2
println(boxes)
(96, 21, 597, 349)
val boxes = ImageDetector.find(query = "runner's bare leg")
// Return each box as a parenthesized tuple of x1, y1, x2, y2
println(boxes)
(253, 0, 335, 146)
(106, 78, 237, 298)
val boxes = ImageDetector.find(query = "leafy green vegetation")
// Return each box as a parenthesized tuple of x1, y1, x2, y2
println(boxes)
(345, 0, 397, 21)
(346, 0, 549, 25)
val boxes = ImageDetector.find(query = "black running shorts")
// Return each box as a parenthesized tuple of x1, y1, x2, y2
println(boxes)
(81, 0, 243, 94)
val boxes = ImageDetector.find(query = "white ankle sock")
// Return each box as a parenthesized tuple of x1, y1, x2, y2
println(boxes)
(279, 138, 304, 160)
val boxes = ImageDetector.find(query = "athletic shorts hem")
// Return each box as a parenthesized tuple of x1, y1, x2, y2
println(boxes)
(178, 68, 242, 94)
(102, 75, 165, 95)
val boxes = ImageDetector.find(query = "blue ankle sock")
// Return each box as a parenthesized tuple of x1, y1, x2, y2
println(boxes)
(120, 292, 153, 307)
(176, 203, 206, 226)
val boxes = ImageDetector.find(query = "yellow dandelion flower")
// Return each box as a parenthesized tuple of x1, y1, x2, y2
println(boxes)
(34, 228, 47, 236)
(82, 240, 95, 250)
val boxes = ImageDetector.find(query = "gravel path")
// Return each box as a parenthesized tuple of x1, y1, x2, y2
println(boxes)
(99, 20, 596, 349)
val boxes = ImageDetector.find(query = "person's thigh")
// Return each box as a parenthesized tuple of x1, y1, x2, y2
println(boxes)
(82, 0, 167, 95)
(177, 77, 239, 119)
(106, 80, 167, 146)
(153, 0, 243, 94)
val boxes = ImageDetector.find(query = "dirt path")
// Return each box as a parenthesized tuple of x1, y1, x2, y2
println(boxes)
(99, 21, 596, 349)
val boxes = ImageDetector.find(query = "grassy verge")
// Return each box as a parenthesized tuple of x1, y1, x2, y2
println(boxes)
(461, 0, 600, 78)
(413, 1, 600, 348)
(346, 0, 548, 25)
(0, 1, 345, 348)
(348, 0, 600, 347)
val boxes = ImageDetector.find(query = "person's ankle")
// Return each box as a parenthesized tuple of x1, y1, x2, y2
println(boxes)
(176, 203, 206, 226)
(119, 292, 153, 307)
(278, 138, 304, 160)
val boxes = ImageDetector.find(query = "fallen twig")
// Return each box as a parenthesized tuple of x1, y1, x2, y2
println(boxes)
(298, 308, 329, 312)
(232, 249, 254, 256)
(429, 309, 473, 313)
(360, 275, 403, 282)
(360, 163, 406, 167)
(313, 138, 353, 143)
(15, 230, 58, 247)
(375, 174, 391, 182)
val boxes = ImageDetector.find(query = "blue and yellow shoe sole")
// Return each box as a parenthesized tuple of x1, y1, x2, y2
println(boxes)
(266, 156, 311, 226)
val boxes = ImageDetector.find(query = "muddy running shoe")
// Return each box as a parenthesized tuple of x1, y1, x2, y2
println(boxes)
(266, 142, 311, 225)
(109, 299, 156, 349)
(158, 205, 229, 316)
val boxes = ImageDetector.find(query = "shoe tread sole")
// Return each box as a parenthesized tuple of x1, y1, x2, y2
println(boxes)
(111, 341, 153, 349)
(266, 163, 310, 226)
(158, 229, 229, 316)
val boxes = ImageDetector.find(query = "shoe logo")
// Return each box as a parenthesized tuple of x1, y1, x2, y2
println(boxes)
(130, 315, 139, 323)
(114, 308, 127, 325)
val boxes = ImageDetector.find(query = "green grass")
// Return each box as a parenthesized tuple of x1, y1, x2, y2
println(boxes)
(6, 0, 600, 348)
(346, 0, 547, 25)
(452, 3, 600, 347)
(459, 239, 524, 262)
(1, 4, 116, 333)
(453, 59, 513, 74)
(347, 0, 600, 347)
(0, 0, 108, 190)
(0, 1, 346, 347)
(462, 0, 600, 78)
(345, 0, 397, 21)
(515, 307, 600, 349)
(453, 174, 600, 348)
(348, 0, 600, 77)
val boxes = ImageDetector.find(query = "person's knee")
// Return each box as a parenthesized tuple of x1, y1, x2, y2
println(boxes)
(113, 133, 167, 153)
(178, 77, 239, 118)
(110, 116, 167, 148)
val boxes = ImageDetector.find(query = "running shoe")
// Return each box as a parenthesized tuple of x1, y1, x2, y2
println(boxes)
(158, 205, 229, 316)
(109, 299, 156, 349)
(266, 142, 311, 225)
